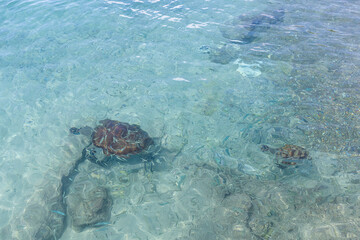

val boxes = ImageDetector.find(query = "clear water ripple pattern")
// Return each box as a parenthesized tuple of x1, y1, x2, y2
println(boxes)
(0, 0, 360, 239)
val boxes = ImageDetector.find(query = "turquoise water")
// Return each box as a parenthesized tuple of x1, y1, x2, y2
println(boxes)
(1, 0, 360, 239)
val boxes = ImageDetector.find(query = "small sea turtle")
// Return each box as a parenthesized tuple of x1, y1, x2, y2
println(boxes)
(261, 144, 311, 168)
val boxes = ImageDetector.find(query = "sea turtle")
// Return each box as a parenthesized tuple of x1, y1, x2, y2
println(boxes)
(70, 119, 154, 167)
(261, 144, 311, 168)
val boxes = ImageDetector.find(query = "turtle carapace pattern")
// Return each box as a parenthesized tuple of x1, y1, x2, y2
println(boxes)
(92, 119, 154, 157)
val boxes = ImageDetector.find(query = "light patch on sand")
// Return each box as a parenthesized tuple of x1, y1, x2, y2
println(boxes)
(119, 14, 133, 19)
(168, 17, 182, 22)
(173, 77, 190, 82)
(234, 59, 262, 77)
(186, 22, 208, 29)
(105, 0, 130, 5)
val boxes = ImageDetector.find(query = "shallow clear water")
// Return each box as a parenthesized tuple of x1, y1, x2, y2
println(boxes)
(1, 0, 360, 239)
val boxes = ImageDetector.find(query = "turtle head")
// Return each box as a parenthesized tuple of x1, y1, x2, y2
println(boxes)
(69, 126, 94, 137)
(69, 127, 80, 135)
(260, 145, 270, 152)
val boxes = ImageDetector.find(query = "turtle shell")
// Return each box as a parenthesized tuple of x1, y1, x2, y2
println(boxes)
(276, 144, 310, 166)
(92, 119, 153, 157)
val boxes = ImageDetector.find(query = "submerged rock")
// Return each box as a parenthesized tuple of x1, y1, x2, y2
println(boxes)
(1, 182, 67, 240)
(220, 9, 285, 44)
(208, 44, 239, 64)
(67, 183, 112, 232)
(33, 196, 66, 240)
(208, 9, 286, 65)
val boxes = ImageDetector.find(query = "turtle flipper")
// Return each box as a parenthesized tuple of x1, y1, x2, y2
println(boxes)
(260, 145, 270, 152)
(69, 127, 81, 135)
(275, 163, 287, 169)
(69, 126, 94, 137)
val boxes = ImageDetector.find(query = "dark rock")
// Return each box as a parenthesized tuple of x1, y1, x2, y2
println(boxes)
(67, 184, 112, 232)
(34, 196, 66, 240)
(209, 44, 239, 64)
(220, 9, 285, 44)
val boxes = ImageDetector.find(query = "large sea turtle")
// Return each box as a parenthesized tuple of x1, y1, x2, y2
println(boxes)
(261, 144, 311, 168)
(69, 119, 154, 167)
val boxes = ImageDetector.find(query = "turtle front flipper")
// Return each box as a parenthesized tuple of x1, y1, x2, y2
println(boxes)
(260, 145, 278, 154)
